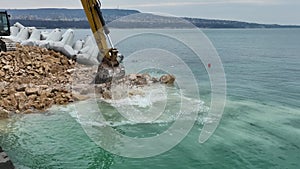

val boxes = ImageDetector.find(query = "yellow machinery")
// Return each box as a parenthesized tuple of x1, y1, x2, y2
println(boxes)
(81, 0, 123, 67)
(80, 0, 125, 83)
(1, 1, 122, 83)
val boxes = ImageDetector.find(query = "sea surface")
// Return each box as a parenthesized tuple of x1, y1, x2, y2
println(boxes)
(1, 28, 300, 169)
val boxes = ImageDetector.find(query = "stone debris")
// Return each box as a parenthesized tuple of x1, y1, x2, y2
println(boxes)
(0, 44, 76, 118)
(159, 74, 176, 85)
(73, 67, 175, 101)
(0, 44, 176, 119)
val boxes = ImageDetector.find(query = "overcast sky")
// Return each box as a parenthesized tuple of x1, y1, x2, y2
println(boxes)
(1, 0, 300, 25)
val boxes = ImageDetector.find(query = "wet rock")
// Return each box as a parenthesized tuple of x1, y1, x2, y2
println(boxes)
(102, 90, 112, 100)
(0, 108, 9, 119)
(159, 74, 176, 85)
(142, 74, 152, 82)
(135, 76, 147, 86)
(128, 74, 137, 81)
(15, 92, 27, 111)
(73, 93, 89, 101)
(23, 109, 34, 114)
(151, 77, 159, 83)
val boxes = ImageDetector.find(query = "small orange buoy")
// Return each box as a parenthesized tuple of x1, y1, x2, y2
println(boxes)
(208, 63, 211, 68)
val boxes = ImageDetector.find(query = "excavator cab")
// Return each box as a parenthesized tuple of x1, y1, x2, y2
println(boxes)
(0, 11, 15, 52)
(0, 11, 10, 36)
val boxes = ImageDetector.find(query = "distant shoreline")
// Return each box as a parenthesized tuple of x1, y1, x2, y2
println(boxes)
(10, 19, 300, 29)
(4, 8, 300, 29)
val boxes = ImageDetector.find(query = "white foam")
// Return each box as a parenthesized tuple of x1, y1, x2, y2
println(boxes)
(107, 85, 167, 108)
(72, 84, 209, 128)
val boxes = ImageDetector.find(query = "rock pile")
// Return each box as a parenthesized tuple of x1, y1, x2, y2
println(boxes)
(74, 71, 175, 100)
(0, 44, 176, 119)
(0, 44, 76, 118)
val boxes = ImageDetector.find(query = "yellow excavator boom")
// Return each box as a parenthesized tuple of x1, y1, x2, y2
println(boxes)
(80, 0, 121, 67)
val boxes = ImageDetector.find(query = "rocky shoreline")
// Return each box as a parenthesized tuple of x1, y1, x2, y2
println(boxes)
(0, 45, 76, 118)
(0, 45, 175, 119)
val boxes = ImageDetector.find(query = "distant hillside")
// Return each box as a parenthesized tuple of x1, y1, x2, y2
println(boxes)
(6, 8, 139, 21)
(2, 8, 300, 29)
(5, 8, 140, 29)
(7, 8, 140, 29)
(183, 18, 300, 29)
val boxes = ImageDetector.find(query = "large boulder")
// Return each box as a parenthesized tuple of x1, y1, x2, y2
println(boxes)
(159, 74, 176, 85)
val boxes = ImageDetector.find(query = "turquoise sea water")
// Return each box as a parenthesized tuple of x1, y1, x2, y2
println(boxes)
(1, 28, 300, 169)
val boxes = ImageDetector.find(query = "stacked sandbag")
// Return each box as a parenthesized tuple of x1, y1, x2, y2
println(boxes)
(6, 22, 101, 65)
(9, 26, 19, 37)
(48, 29, 76, 59)
(11, 27, 30, 42)
(76, 35, 101, 65)
(38, 28, 63, 48)
(21, 28, 41, 46)
(73, 39, 84, 54)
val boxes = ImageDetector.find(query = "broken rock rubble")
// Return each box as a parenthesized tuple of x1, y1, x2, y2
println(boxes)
(0, 45, 176, 118)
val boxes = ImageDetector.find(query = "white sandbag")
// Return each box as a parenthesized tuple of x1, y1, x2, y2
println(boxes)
(77, 36, 97, 54)
(76, 54, 99, 65)
(49, 41, 76, 58)
(14, 22, 25, 30)
(46, 29, 62, 41)
(29, 29, 41, 41)
(39, 41, 50, 49)
(78, 38, 100, 63)
(79, 46, 90, 54)
(10, 26, 20, 37)
(83, 35, 94, 48)
(15, 27, 30, 42)
(60, 45, 76, 58)
(2, 27, 19, 40)
(49, 41, 64, 51)
(73, 39, 84, 53)
(41, 31, 49, 40)
(21, 29, 41, 46)
(27, 27, 37, 33)
(21, 41, 35, 46)
(38, 29, 62, 48)
(61, 29, 74, 46)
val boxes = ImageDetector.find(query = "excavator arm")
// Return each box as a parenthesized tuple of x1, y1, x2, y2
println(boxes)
(81, 0, 125, 84)
(80, 0, 122, 67)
